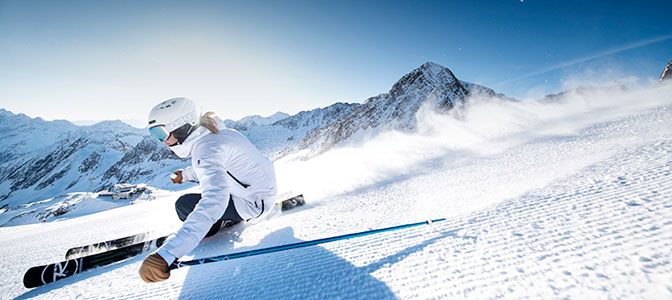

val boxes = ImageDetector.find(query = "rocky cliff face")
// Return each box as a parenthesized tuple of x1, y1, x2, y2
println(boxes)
(661, 60, 672, 82)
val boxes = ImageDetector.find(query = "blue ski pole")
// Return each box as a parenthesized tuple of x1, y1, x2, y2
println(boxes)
(169, 218, 446, 270)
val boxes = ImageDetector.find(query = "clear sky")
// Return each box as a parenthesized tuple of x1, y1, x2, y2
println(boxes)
(1, 0, 671, 125)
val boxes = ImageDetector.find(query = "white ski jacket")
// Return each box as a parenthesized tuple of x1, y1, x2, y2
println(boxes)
(157, 117, 277, 262)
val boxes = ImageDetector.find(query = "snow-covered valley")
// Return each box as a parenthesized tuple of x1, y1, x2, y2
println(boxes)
(1, 80, 671, 299)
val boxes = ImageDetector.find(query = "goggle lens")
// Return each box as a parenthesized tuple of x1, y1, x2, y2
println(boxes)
(149, 126, 169, 142)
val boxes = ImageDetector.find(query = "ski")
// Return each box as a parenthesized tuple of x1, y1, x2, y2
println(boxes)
(278, 194, 305, 211)
(65, 231, 154, 259)
(24, 194, 306, 288)
(63, 194, 305, 259)
(23, 237, 166, 288)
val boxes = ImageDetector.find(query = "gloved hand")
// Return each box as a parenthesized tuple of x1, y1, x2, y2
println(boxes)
(170, 170, 183, 184)
(139, 253, 170, 283)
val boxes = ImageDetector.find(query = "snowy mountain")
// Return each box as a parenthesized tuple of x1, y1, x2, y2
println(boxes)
(0, 104, 357, 219)
(0, 116, 154, 208)
(0, 62, 512, 224)
(227, 102, 360, 159)
(1, 79, 670, 299)
(0, 102, 357, 226)
(0, 109, 80, 166)
(73, 118, 146, 128)
(96, 136, 187, 189)
(0, 105, 359, 217)
(661, 59, 672, 82)
(278, 62, 515, 159)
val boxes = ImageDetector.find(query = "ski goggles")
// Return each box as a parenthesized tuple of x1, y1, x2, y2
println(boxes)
(149, 126, 170, 142)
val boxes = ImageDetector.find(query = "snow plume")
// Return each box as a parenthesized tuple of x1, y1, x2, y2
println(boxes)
(275, 81, 672, 207)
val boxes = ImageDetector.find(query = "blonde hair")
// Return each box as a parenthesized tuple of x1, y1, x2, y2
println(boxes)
(200, 111, 219, 134)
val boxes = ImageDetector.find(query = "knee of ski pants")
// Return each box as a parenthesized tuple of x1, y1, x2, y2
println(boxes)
(174, 193, 202, 221)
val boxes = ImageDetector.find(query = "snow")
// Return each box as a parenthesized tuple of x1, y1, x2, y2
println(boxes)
(0, 189, 160, 227)
(1, 83, 672, 299)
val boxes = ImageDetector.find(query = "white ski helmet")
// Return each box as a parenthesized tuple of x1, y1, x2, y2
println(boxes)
(148, 97, 199, 142)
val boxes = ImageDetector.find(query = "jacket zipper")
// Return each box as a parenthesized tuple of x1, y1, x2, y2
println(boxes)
(227, 171, 250, 189)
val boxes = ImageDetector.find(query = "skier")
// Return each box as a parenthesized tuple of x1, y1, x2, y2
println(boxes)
(139, 97, 278, 283)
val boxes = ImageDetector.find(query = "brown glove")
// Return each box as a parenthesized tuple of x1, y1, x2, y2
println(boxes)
(171, 170, 183, 184)
(139, 253, 170, 283)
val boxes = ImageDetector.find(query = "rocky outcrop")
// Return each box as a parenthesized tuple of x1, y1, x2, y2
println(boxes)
(661, 60, 672, 82)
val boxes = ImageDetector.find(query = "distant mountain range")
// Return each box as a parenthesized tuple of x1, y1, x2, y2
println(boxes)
(0, 62, 517, 214)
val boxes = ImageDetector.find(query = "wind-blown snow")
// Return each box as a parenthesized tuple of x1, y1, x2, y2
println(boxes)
(275, 82, 671, 208)
(1, 83, 671, 299)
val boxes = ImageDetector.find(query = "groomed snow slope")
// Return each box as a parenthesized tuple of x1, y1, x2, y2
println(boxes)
(2, 84, 671, 299)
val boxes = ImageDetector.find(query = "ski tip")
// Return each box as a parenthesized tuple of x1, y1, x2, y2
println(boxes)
(279, 194, 306, 211)
(23, 265, 48, 288)
(65, 249, 77, 260)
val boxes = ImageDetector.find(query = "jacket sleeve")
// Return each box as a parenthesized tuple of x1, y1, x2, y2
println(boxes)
(181, 166, 197, 182)
(159, 150, 231, 259)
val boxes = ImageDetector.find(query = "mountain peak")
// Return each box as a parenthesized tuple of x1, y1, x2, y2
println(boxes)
(419, 61, 446, 73)
(419, 61, 455, 77)
(387, 62, 461, 102)
(280, 62, 474, 159)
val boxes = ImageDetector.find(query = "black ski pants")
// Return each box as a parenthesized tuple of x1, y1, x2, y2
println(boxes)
(175, 193, 244, 231)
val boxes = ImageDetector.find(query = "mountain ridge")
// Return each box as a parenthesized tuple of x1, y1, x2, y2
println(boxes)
(277, 62, 515, 159)
(0, 62, 512, 213)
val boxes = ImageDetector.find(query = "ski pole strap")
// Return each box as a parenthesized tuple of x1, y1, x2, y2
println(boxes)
(168, 218, 446, 270)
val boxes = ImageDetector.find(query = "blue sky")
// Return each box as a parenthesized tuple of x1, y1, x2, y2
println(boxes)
(1, 0, 670, 124)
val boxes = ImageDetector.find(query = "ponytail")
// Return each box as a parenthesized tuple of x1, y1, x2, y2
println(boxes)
(200, 111, 219, 134)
